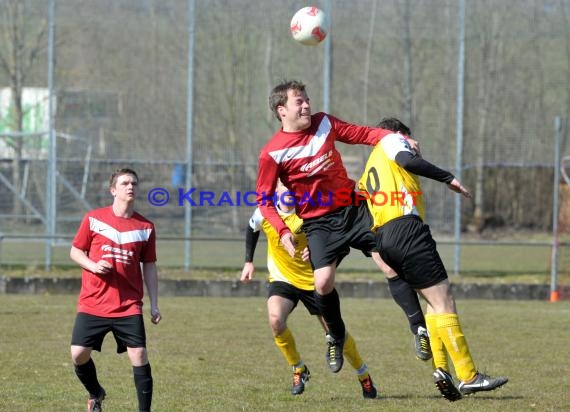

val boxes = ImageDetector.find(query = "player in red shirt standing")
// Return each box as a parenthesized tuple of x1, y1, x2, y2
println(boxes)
(69, 168, 161, 412)
(256, 80, 429, 373)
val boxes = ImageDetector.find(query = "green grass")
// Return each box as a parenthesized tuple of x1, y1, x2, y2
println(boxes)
(1, 295, 569, 411)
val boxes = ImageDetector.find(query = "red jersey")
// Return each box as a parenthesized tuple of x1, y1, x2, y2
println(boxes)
(256, 112, 390, 238)
(72, 206, 157, 317)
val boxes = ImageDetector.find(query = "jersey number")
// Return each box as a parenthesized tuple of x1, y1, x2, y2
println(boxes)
(365, 167, 381, 194)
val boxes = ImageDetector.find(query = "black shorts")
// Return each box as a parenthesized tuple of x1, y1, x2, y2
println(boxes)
(71, 312, 147, 354)
(375, 215, 448, 289)
(302, 197, 376, 270)
(267, 281, 321, 316)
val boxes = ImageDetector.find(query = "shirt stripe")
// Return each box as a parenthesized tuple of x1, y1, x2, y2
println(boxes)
(89, 217, 152, 245)
(268, 115, 332, 163)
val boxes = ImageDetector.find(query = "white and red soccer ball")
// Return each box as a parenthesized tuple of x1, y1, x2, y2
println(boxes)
(290, 6, 329, 46)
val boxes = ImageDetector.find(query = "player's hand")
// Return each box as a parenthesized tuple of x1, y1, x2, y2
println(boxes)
(240, 262, 255, 283)
(92, 260, 113, 275)
(150, 308, 161, 324)
(280, 232, 297, 258)
(447, 178, 471, 198)
(301, 247, 310, 262)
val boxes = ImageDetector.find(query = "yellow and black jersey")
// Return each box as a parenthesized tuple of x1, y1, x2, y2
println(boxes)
(357, 133, 425, 231)
(249, 206, 313, 291)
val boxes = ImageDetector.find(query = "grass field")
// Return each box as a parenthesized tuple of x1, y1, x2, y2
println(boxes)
(1, 295, 569, 411)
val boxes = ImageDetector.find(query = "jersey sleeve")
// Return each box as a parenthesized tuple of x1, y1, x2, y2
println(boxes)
(380, 133, 414, 160)
(329, 114, 391, 146)
(72, 213, 92, 251)
(256, 151, 290, 238)
(380, 132, 454, 183)
(248, 208, 264, 232)
(140, 225, 157, 263)
(244, 225, 261, 263)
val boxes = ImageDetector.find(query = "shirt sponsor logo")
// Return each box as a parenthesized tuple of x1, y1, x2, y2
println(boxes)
(101, 244, 134, 264)
(300, 150, 333, 173)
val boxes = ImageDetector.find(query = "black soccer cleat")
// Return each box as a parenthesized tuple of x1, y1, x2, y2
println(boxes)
(414, 326, 432, 361)
(433, 368, 462, 402)
(291, 365, 311, 395)
(359, 375, 378, 399)
(325, 334, 344, 373)
(87, 387, 106, 412)
(458, 372, 508, 395)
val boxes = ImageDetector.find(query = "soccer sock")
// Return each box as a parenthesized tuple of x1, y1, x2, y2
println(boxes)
(292, 361, 306, 373)
(274, 327, 301, 367)
(343, 333, 364, 371)
(314, 288, 346, 341)
(133, 363, 153, 412)
(387, 276, 425, 334)
(343, 333, 369, 379)
(74, 358, 103, 398)
(425, 313, 449, 372)
(356, 364, 370, 381)
(435, 313, 477, 382)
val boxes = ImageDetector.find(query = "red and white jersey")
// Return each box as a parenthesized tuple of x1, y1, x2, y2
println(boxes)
(256, 112, 390, 238)
(72, 206, 156, 317)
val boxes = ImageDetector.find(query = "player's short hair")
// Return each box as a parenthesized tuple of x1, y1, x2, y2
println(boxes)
(269, 80, 306, 121)
(376, 117, 411, 136)
(109, 168, 138, 188)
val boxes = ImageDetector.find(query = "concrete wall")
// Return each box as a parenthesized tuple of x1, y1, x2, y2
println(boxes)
(1, 276, 568, 300)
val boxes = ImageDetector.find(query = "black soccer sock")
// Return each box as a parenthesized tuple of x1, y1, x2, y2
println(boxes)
(387, 276, 425, 334)
(314, 288, 346, 341)
(74, 358, 103, 398)
(133, 363, 153, 412)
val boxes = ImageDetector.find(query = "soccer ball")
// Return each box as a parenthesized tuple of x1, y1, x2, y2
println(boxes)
(290, 6, 329, 46)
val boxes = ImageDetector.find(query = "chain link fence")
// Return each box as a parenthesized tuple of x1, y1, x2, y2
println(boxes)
(1, 0, 569, 274)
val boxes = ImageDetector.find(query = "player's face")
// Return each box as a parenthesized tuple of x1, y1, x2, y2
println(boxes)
(111, 174, 138, 202)
(279, 89, 311, 132)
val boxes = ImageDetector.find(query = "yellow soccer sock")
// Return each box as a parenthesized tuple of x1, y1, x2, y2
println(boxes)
(343, 333, 365, 372)
(435, 313, 477, 382)
(425, 313, 449, 372)
(274, 327, 301, 367)
(343, 333, 372, 380)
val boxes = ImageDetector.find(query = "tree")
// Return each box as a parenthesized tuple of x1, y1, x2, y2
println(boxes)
(0, 0, 48, 217)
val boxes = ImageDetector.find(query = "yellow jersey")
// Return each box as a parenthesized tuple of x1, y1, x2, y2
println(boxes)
(248, 206, 313, 291)
(357, 132, 425, 231)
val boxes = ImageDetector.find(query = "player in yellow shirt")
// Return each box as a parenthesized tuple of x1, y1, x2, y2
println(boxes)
(358, 117, 508, 401)
(240, 182, 377, 398)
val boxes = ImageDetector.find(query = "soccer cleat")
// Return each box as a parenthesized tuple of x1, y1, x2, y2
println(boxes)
(87, 387, 106, 412)
(433, 368, 462, 402)
(458, 372, 508, 395)
(414, 326, 432, 361)
(325, 334, 344, 373)
(359, 375, 378, 399)
(291, 365, 311, 395)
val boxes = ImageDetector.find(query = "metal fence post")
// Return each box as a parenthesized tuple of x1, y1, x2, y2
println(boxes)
(550, 117, 563, 302)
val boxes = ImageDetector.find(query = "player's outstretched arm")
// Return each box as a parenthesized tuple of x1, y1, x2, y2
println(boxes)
(396, 151, 471, 198)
